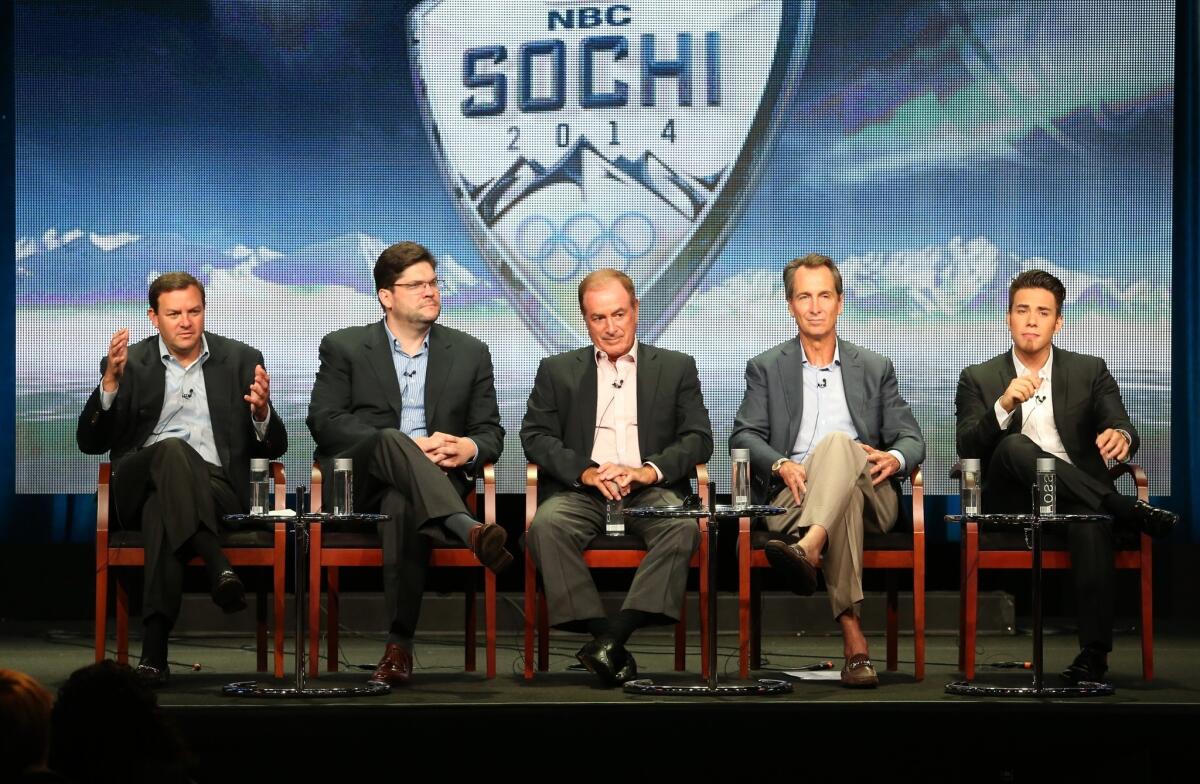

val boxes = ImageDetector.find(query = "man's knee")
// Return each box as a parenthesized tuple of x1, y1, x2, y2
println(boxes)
(656, 519, 700, 554)
(815, 431, 856, 452)
(149, 438, 202, 469)
(993, 433, 1039, 466)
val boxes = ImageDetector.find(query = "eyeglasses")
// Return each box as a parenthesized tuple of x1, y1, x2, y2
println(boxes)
(392, 278, 443, 294)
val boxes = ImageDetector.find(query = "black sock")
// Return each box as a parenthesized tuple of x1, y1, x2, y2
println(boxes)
(609, 610, 652, 647)
(141, 615, 171, 667)
(441, 512, 478, 544)
(588, 617, 611, 639)
(1101, 492, 1137, 522)
(188, 528, 231, 582)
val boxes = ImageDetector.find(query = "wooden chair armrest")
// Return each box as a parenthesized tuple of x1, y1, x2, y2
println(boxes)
(270, 461, 287, 511)
(1109, 462, 1148, 502)
(526, 463, 539, 531)
(96, 463, 112, 533)
(694, 463, 710, 507)
(909, 465, 924, 535)
(310, 462, 323, 512)
(481, 462, 497, 525)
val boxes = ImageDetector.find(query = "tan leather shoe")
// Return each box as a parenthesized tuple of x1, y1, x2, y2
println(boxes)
(369, 643, 413, 687)
(469, 522, 513, 573)
(841, 653, 879, 688)
(764, 540, 818, 595)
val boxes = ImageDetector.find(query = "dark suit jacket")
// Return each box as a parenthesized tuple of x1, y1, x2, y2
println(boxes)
(306, 320, 504, 499)
(955, 346, 1138, 490)
(520, 343, 714, 501)
(76, 332, 288, 505)
(729, 337, 926, 510)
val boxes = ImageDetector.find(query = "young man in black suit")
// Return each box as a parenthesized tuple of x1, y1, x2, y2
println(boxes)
(307, 241, 507, 686)
(956, 269, 1177, 684)
(77, 272, 288, 687)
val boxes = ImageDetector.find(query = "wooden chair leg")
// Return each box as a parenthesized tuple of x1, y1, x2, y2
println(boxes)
(750, 571, 763, 671)
(913, 532, 926, 682)
(464, 582, 477, 673)
(963, 524, 979, 680)
(326, 567, 340, 672)
(485, 569, 497, 679)
(1140, 537, 1154, 681)
(116, 579, 130, 666)
(738, 546, 752, 679)
(95, 553, 108, 662)
(308, 527, 323, 679)
(537, 591, 550, 672)
(885, 571, 899, 672)
(674, 598, 686, 672)
(255, 591, 268, 673)
(524, 555, 536, 680)
(274, 523, 286, 679)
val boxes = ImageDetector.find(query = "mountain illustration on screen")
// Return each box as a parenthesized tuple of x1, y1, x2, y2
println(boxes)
(472, 136, 721, 227)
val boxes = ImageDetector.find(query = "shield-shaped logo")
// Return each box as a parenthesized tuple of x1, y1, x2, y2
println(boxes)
(409, 1, 815, 353)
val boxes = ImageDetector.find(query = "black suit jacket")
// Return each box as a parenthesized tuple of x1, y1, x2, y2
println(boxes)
(76, 332, 288, 504)
(306, 321, 504, 498)
(955, 346, 1138, 490)
(520, 342, 713, 501)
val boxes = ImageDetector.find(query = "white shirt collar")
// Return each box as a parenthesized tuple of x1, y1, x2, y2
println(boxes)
(158, 334, 209, 368)
(1011, 346, 1053, 380)
(801, 342, 841, 368)
(595, 341, 638, 365)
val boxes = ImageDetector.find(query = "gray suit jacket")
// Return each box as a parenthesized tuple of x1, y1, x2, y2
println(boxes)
(955, 346, 1138, 489)
(76, 331, 288, 505)
(730, 337, 925, 511)
(520, 343, 714, 502)
(306, 321, 504, 499)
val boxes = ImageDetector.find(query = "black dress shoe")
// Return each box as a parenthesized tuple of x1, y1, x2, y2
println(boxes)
(614, 652, 638, 684)
(1125, 499, 1179, 539)
(134, 661, 170, 689)
(211, 569, 247, 614)
(575, 637, 629, 688)
(1061, 648, 1108, 685)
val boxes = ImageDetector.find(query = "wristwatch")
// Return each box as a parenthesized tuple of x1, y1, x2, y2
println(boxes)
(771, 457, 790, 476)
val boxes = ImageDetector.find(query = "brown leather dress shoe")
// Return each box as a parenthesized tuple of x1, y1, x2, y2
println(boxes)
(764, 540, 819, 596)
(469, 522, 514, 573)
(369, 643, 413, 687)
(841, 653, 879, 688)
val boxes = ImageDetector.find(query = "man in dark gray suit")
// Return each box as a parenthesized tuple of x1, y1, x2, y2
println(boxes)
(77, 272, 288, 687)
(521, 268, 713, 687)
(307, 241, 507, 686)
(957, 268, 1177, 684)
(731, 253, 925, 688)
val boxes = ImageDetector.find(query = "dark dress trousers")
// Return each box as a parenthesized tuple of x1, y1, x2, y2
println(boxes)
(956, 346, 1139, 652)
(306, 321, 503, 638)
(76, 332, 288, 621)
(520, 343, 714, 626)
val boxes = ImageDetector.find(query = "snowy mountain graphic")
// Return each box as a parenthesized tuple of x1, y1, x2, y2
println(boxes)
(473, 137, 722, 226)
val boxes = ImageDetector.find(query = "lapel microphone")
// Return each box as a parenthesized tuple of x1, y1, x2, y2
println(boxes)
(402, 369, 417, 378)
(612, 378, 624, 389)
(817, 378, 828, 388)
(182, 388, 194, 399)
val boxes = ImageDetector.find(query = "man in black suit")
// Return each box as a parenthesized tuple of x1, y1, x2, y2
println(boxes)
(77, 272, 288, 687)
(521, 268, 713, 687)
(307, 241, 507, 686)
(956, 268, 1177, 684)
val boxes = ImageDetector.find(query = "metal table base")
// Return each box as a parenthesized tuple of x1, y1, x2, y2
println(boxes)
(622, 504, 792, 697)
(222, 492, 391, 698)
(945, 510, 1115, 698)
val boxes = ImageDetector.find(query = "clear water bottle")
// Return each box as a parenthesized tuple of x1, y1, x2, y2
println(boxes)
(604, 497, 624, 536)
(731, 448, 751, 511)
(249, 458, 271, 515)
(959, 458, 981, 517)
(1036, 457, 1056, 516)
(332, 457, 354, 516)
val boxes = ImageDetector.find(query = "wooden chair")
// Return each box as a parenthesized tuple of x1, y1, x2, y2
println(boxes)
(94, 461, 288, 678)
(737, 466, 926, 681)
(307, 463, 498, 678)
(958, 462, 1154, 680)
(523, 464, 711, 680)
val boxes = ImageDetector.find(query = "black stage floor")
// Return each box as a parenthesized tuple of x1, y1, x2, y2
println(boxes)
(5, 624, 1197, 781)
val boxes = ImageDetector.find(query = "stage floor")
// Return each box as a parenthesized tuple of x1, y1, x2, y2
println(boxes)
(7, 625, 1197, 780)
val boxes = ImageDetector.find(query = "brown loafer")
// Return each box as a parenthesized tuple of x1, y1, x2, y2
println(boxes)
(841, 653, 879, 688)
(764, 540, 818, 596)
(469, 522, 514, 574)
(369, 643, 412, 687)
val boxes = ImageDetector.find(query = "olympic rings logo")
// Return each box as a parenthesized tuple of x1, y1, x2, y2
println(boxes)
(517, 212, 655, 280)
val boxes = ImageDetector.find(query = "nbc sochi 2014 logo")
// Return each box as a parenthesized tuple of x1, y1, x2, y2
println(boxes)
(409, 1, 815, 352)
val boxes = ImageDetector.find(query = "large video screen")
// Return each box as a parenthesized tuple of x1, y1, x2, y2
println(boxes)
(15, 1, 1173, 499)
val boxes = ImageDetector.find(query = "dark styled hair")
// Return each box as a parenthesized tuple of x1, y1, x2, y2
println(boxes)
(0, 669, 54, 776)
(148, 272, 204, 312)
(783, 253, 843, 298)
(1009, 269, 1066, 314)
(577, 268, 637, 313)
(374, 241, 438, 292)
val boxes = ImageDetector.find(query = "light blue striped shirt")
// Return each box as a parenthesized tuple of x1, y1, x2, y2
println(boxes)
(387, 322, 429, 439)
(146, 335, 220, 466)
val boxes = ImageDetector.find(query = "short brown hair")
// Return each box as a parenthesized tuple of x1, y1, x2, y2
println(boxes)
(783, 253, 843, 299)
(0, 669, 54, 775)
(577, 268, 637, 313)
(148, 272, 204, 312)
(374, 241, 437, 292)
(1009, 269, 1066, 315)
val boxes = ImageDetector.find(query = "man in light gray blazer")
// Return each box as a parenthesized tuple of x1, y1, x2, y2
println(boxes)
(731, 253, 925, 688)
